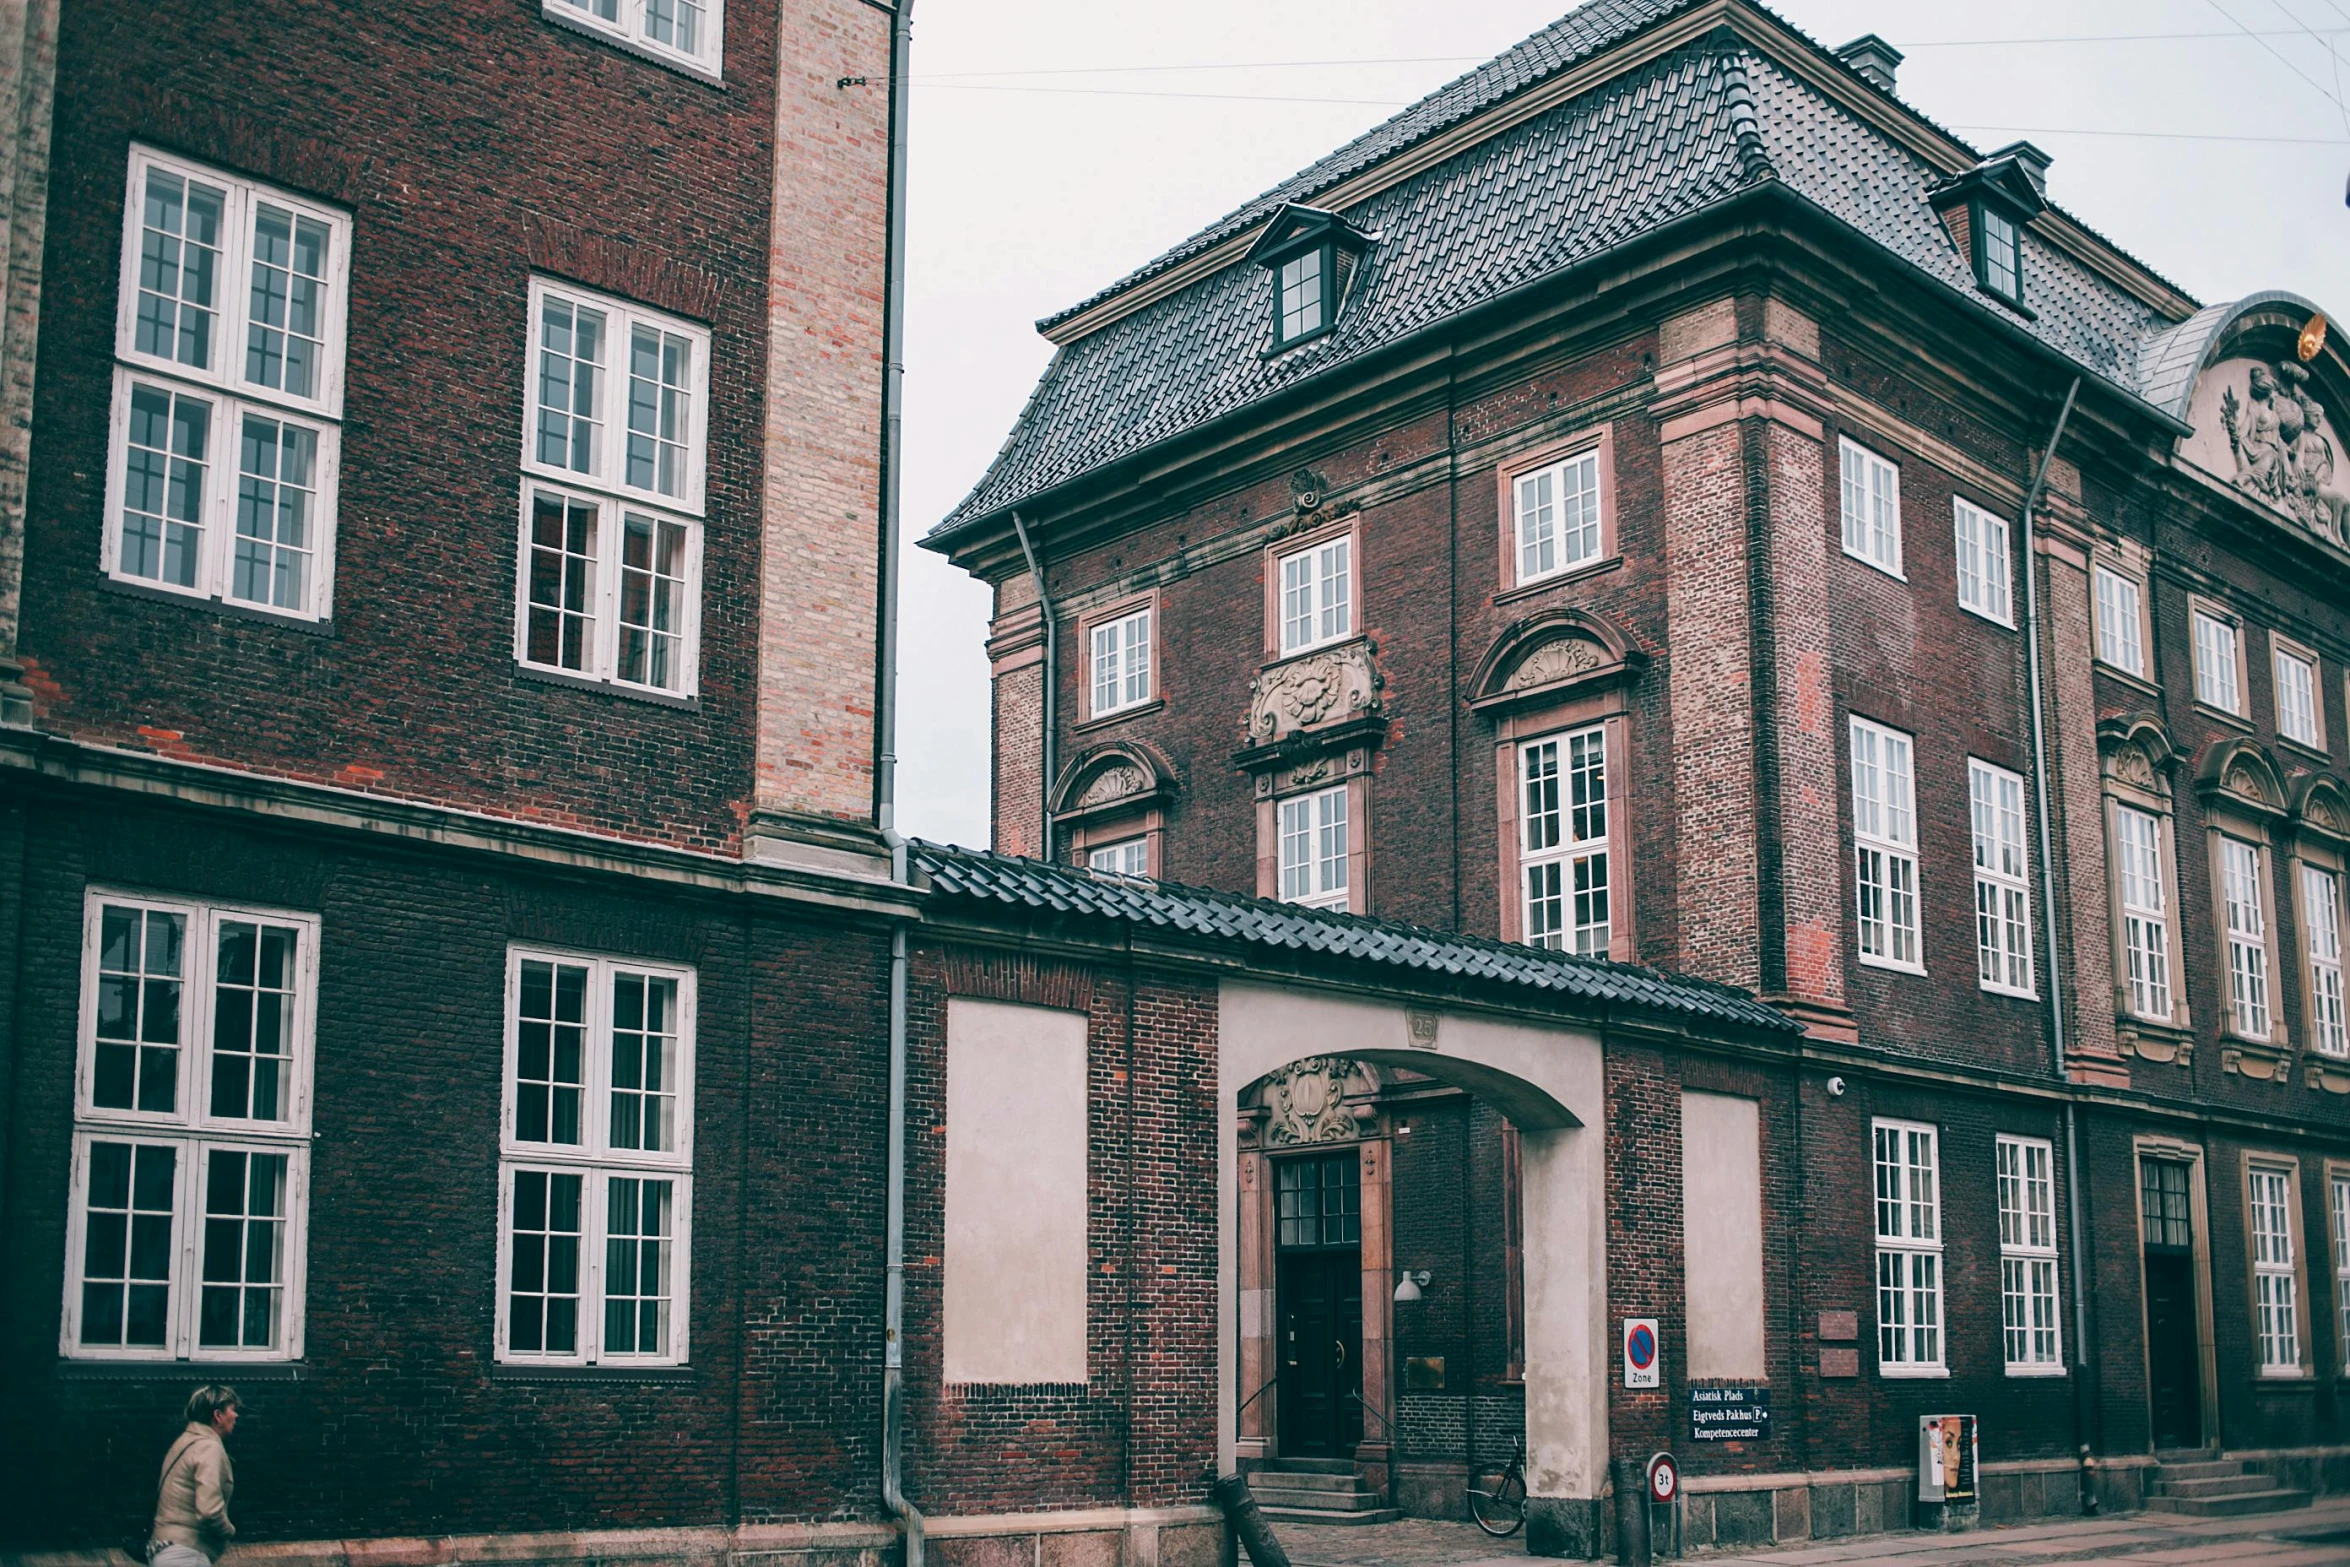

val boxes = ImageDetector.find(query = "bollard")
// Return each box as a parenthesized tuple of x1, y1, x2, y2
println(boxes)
(1212, 1473, 1294, 1567)
(1613, 1456, 1650, 1567)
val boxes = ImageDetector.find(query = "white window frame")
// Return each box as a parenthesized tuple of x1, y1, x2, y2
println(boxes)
(2249, 1163, 2302, 1376)
(1952, 496, 2012, 626)
(1851, 717, 1922, 973)
(1277, 784, 1350, 910)
(2193, 608, 2244, 717)
(2330, 1170, 2350, 1367)
(1996, 1135, 2064, 1375)
(2275, 640, 2324, 752)
(1276, 536, 1353, 656)
(1087, 838, 1149, 878)
(1873, 1119, 1945, 1376)
(1969, 759, 2034, 997)
(2304, 863, 2349, 1058)
(515, 278, 710, 696)
(2114, 802, 2174, 1021)
(543, 0, 725, 78)
(1518, 726, 1610, 956)
(2093, 565, 2146, 679)
(63, 890, 318, 1362)
(1514, 451, 1603, 586)
(104, 147, 351, 620)
(2220, 834, 2273, 1040)
(1839, 437, 1903, 578)
(1089, 606, 1153, 718)
(497, 948, 697, 1367)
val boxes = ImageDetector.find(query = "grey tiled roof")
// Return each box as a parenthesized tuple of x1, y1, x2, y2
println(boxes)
(911, 840, 1803, 1036)
(931, 0, 2209, 542)
(2136, 290, 2327, 424)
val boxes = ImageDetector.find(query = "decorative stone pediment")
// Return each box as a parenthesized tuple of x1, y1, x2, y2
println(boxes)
(1469, 608, 1646, 715)
(2098, 713, 2180, 798)
(2293, 773, 2350, 846)
(1244, 640, 1384, 746)
(2207, 358, 2350, 543)
(1252, 1056, 1380, 1146)
(1049, 741, 1179, 825)
(2195, 738, 2287, 819)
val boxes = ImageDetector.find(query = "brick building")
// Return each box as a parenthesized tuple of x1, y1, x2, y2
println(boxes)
(928, 0, 2350, 1548)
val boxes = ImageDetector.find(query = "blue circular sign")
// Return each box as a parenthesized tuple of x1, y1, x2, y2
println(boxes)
(1627, 1323, 1657, 1368)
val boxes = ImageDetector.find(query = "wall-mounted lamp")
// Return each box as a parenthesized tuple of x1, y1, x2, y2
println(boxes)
(1394, 1269, 1432, 1303)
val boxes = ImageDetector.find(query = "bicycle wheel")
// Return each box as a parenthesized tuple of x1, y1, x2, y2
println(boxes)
(1467, 1466, 1526, 1537)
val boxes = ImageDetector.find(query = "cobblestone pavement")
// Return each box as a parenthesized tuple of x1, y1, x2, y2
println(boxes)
(1271, 1499, 2350, 1567)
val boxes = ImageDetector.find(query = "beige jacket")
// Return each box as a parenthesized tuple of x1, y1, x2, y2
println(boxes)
(152, 1423, 235, 1559)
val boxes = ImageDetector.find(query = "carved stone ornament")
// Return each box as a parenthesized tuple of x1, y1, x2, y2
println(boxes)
(1076, 765, 1149, 809)
(1290, 468, 1329, 514)
(2109, 743, 2158, 791)
(1503, 637, 1604, 693)
(1261, 1057, 1373, 1146)
(2223, 762, 2267, 804)
(2220, 358, 2350, 544)
(1246, 641, 1384, 744)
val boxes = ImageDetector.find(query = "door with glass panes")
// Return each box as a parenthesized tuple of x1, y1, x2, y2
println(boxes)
(2140, 1158, 2204, 1450)
(1275, 1150, 1363, 1458)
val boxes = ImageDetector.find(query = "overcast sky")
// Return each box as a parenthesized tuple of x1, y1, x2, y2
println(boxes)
(893, 0, 2350, 848)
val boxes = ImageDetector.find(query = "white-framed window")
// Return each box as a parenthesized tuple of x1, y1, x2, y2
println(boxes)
(2115, 804, 2172, 1019)
(1276, 248, 1326, 343)
(1873, 1119, 1944, 1374)
(1952, 497, 2012, 625)
(2276, 644, 2322, 751)
(2330, 1172, 2350, 1365)
(1277, 784, 1349, 909)
(544, 0, 724, 76)
(1839, 437, 1902, 577)
(2249, 1164, 2300, 1375)
(1520, 727, 1609, 955)
(64, 892, 317, 1361)
(2304, 864, 2348, 1058)
(2094, 565, 2146, 678)
(2193, 609, 2243, 715)
(516, 278, 709, 695)
(2221, 836, 2271, 1038)
(1276, 536, 1352, 655)
(1090, 607, 1152, 717)
(1851, 717, 1921, 971)
(1968, 759, 2033, 996)
(1996, 1135, 2063, 1373)
(1087, 838, 1149, 878)
(498, 949, 696, 1366)
(1514, 451, 1602, 584)
(104, 148, 350, 620)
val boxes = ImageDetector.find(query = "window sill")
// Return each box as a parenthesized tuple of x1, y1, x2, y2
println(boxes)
(1261, 324, 1336, 359)
(1840, 547, 1906, 583)
(1877, 1365, 1950, 1380)
(2253, 1371, 2316, 1391)
(1979, 980, 2040, 1002)
(1971, 281, 2038, 322)
(540, 6, 725, 86)
(2092, 660, 2159, 699)
(2002, 1364, 2068, 1379)
(2191, 699, 2253, 732)
(1273, 633, 1357, 662)
(1074, 696, 1164, 734)
(1858, 954, 1928, 978)
(515, 661, 701, 710)
(1495, 555, 1623, 608)
(100, 574, 335, 636)
(1958, 602, 2016, 633)
(490, 1363, 695, 1383)
(58, 1359, 308, 1381)
(2281, 735, 2332, 767)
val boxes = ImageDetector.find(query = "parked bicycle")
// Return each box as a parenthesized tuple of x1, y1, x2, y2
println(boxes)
(1467, 1434, 1526, 1537)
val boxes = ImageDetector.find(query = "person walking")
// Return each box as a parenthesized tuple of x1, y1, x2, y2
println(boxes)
(148, 1387, 238, 1567)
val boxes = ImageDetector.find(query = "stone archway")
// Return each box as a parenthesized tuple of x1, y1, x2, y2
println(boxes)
(1217, 981, 1608, 1555)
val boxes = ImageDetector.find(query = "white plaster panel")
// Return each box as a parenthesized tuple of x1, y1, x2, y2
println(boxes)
(1215, 981, 1607, 1501)
(1681, 1091, 1766, 1379)
(944, 997, 1088, 1384)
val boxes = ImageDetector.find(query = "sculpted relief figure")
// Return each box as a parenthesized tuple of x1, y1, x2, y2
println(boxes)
(2222, 359, 2350, 543)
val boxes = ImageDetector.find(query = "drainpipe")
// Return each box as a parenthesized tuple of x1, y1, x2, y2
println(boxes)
(870, 0, 922, 1563)
(2017, 376, 2095, 1513)
(1012, 512, 1055, 859)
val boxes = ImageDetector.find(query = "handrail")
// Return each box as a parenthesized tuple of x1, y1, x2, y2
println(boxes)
(1236, 1374, 1281, 1422)
(1345, 1390, 1397, 1439)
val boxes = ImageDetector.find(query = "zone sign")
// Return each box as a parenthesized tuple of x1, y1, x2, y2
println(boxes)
(1622, 1317, 1660, 1388)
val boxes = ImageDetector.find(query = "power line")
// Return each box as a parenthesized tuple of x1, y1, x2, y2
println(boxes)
(918, 82, 1411, 108)
(2202, 0, 2350, 111)
(1954, 122, 2347, 145)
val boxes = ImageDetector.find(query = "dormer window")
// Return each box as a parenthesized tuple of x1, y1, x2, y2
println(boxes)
(1978, 205, 2020, 302)
(1248, 202, 1372, 354)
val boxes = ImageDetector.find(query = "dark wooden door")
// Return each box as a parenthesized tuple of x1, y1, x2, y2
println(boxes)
(2141, 1158, 2203, 1450)
(1278, 1249, 1363, 1457)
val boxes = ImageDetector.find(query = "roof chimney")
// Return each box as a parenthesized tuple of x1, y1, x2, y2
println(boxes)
(1834, 34, 1902, 93)
(1987, 140, 2053, 199)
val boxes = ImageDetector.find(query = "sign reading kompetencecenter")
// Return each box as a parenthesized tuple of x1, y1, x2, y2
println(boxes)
(1689, 1385, 1771, 1441)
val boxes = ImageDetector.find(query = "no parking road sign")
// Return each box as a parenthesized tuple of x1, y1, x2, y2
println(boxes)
(1622, 1317, 1660, 1388)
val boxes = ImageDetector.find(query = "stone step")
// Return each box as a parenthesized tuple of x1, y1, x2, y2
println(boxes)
(1248, 1486, 1385, 1512)
(1261, 1458, 1358, 1475)
(2154, 1460, 2249, 1482)
(2143, 1488, 2313, 1518)
(1256, 1506, 1404, 1528)
(2150, 1473, 2272, 1499)
(1249, 1470, 1363, 1493)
